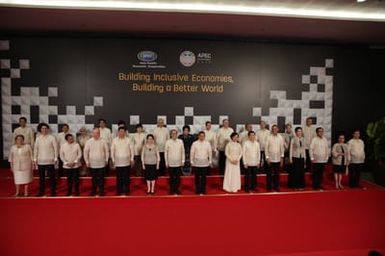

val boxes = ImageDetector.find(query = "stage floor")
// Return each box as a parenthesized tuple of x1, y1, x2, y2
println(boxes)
(0, 168, 384, 256)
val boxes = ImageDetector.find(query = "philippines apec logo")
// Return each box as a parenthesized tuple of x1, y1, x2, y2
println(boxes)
(179, 50, 196, 67)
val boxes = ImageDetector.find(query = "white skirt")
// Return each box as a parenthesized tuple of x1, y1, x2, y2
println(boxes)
(13, 170, 33, 185)
(223, 160, 241, 192)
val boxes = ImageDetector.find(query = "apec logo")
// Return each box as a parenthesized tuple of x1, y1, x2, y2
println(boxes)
(179, 50, 196, 67)
(137, 51, 158, 62)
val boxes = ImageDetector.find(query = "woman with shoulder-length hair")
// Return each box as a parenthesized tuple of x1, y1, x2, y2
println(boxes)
(141, 134, 160, 195)
(223, 132, 242, 193)
(9, 135, 33, 197)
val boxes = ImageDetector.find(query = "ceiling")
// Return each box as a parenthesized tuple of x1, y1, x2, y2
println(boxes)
(0, 0, 385, 44)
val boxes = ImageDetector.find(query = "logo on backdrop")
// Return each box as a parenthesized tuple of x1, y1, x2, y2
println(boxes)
(133, 50, 166, 69)
(179, 51, 196, 67)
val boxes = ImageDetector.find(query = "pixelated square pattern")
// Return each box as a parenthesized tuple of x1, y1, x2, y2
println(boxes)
(1, 41, 334, 159)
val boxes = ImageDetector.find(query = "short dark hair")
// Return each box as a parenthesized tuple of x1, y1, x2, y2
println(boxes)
(352, 129, 360, 133)
(14, 134, 24, 141)
(205, 121, 211, 126)
(19, 117, 27, 122)
(117, 120, 126, 126)
(271, 124, 278, 129)
(198, 131, 205, 136)
(65, 133, 73, 141)
(230, 132, 238, 139)
(146, 134, 154, 140)
(248, 131, 255, 136)
(61, 123, 69, 128)
(295, 127, 303, 133)
(316, 127, 323, 133)
(118, 126, 126, 131)
(136, 123, 143, 129)
(98, 118, 106, 123)
(37, 122, 49, 132)
(182, 125, 190, 131)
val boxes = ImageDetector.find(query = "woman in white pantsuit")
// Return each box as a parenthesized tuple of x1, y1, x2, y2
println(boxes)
(8, 135, 33, 197)
(223, 132, 242, 193)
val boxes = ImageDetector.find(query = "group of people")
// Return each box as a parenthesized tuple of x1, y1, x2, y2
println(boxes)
(8, 116, 366, 197)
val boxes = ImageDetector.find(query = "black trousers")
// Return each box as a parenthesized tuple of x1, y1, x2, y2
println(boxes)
(91, 167, 105, 195)
(266, 162, 280, 190)
(244, 166, 258, 191)
(169, 167, 182, 194)
(312, 163, 325, 189)
(159, 152, 166, 176)
(66, 168, 80, 195)
(219, 150, 226, 175)
(116, 166, 130, 194)
(133, 155, 143, 177)
(349, 163, 364, 188)
(291, 158, 305, 189)
(194, 166, 208, 194)
(38, 164, 56, 196)
(260, 151, 268, 173)
(305, 150, 311, 172)
(58, 158, 64, 177)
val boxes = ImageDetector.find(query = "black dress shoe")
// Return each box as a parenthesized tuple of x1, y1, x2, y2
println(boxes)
(37, 193, 44, 197)
(51, 193, 56, 197)
(99, 193, 105, 197)
(89, 192, 96, 196)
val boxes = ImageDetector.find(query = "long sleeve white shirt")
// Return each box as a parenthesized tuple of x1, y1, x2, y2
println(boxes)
(242, 140, 261, 167)
(84, 137, 109, 168)
(190, 140, 212, 167)
(303, 125, 316, 150)
(131, 132, 146, 156)
(203, 129, 217, 152)
(256, 129, 270, 151)
(165, 139, 185, 167)
(111, 137, 134, 167)
(347, 139, 365, 164)
(33, 134, 58, 165)
(13, 126, 34, 147)
(59, 142, 82, 169)
(265, 134, 285, 163)
(153, 127, 169, 152)
(239, 130, 249, 146)
(289, 136, 306, 160)
(216, 127, 234, 151)
(99, 127, 112, 147)
(309, 136, 329, 163)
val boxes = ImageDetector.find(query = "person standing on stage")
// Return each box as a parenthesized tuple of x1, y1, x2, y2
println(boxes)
(178, 125, 195, 176)
(265, 125, 285, 192)
(141, 134, 160, 195)
(190, 131, 212, 195)
(13, 117, 34, 148)
(283, 123, 295, 187)
(310, 127, 329, 191)
(242, 131, 260, 192)
(153, 118, 169, 176)
(332, 134, 349, 190)
(165, 129, 185, 195)
(240, 123, 253, 146)
(303, 117, 316, 172)
(111, 126, 134, 196)
(203, 121, 217, 173)
(217, 119, 234, 175)
(256, 120, 270, 174)
(57, 123, 70, 177)
(289, 127, 306, 190)
(347, 130, 366, 189)
(60, 133, 82, 196)
(223, 132, 242, 193)
(9, 135, 33, 197)
(84, 128, 109, 196)
(77, 127, 90, 176)
(34, 123, 58, 197)
(132, 124, 146, 177)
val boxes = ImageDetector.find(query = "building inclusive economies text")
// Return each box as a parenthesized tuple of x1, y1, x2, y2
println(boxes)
(118, 72, 235, 93)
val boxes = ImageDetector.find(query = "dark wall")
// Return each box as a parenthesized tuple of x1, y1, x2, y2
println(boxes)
(1, 36, 384, 161)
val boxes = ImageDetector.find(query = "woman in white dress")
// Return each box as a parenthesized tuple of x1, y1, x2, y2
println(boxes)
(8, 135, 33, 197)
(223, 132, 242, 193)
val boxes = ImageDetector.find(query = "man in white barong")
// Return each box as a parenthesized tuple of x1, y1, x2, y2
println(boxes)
(153, 118, 169, 176)
(265, 125, 285, 192)
(165, 129, 185, 195)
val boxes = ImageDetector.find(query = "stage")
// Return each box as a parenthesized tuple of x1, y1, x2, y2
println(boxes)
(0, 168, 384, 256)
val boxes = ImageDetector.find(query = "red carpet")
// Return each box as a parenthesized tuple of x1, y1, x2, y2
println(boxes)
(0, 167, 384, 256)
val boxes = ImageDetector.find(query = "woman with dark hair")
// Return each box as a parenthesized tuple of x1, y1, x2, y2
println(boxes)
(9, 135, 33, 197)
(141, 134, 160, 195)
(289, 127, 306, 190)
(332, 134, 348, 189)
(223, 132, 242, 193)
(178, 125, 195, 176)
